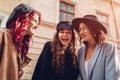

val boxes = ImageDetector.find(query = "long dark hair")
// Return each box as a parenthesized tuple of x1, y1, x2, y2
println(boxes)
(50, 29, 77, 77)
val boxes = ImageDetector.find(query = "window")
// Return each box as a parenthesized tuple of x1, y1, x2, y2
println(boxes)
(0, 12, 9, 28)
(0, 19, 2, 27)
(60, 1, 75, 22)
(0, 16, 4, 28)
(114, 0, 120, 3)
(96, 12, 110, 36)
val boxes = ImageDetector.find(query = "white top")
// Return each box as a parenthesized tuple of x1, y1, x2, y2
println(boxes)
(85, 59, 90, 80)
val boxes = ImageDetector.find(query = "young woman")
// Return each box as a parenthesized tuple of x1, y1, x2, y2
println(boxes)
(72, 15, 120, 80)
(0, 3, 41, 80)
(32, 21, 79, 80)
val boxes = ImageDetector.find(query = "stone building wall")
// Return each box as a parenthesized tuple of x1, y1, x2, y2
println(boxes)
(0, 0, 120, 80)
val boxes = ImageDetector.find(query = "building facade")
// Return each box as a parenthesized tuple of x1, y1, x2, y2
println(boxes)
(0, 0, 120, 80)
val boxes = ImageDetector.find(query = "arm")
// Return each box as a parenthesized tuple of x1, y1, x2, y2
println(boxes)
(18, 68, 24, 79)
(32, 41, 50, 80)
(115, 47, 120, 80)
(32, 51, 44, 80)
(0, 30, 18, 80)
(105, 43, 120, 80)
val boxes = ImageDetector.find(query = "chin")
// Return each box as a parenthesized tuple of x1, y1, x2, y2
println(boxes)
(83, 41, 88, 44)
(62, 43, 68, 46)
(82, 39, 87, 41)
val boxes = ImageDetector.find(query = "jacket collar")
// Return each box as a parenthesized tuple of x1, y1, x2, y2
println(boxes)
(79, 44, 102, 79)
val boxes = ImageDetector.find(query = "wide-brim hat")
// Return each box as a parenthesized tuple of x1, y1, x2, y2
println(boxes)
(6, 3, 33, 28)
(72, 15, 107, 34)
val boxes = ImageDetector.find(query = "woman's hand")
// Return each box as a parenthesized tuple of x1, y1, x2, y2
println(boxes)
(18, 69, 24, 79)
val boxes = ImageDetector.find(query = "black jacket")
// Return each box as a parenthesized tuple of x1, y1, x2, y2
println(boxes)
(32, 41, 79, 80)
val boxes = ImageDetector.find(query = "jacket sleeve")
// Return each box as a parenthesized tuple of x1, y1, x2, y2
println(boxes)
(115, 52, 120, 80)
(32, 41, 50, 80)
(105, 43, 120, 80)
(0, 30, 18, 80)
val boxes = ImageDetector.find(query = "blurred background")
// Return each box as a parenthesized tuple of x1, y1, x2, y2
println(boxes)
(0, 0, 120, 80)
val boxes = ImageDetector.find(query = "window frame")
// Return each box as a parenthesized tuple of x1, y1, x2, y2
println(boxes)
(96, 11, 110, 36)
(59, 1, 75, 22)
(0, 12, 9, 28)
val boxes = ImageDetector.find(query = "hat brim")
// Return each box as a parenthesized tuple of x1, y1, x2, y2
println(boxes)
(72, 18, 107, 34)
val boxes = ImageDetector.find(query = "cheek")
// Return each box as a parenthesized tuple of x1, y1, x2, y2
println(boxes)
(58, 33, 61, 39)
(58, 33, 63, 43)
(28, 21, 34, 27)
(69, 35, 72, 40)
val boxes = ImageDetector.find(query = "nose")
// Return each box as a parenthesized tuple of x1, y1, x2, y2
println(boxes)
(33, 25, 39, 29)
(63, 32, 69, 36)
(80, 30, 84, 34)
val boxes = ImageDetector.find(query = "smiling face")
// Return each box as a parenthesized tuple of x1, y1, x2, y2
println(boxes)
(79, 22, 94, 42)
(21, 13, 40, 36)
(58, 28, 72, 46)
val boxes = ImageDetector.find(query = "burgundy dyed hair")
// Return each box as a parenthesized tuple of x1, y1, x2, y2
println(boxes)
(6, 10, 41, 58)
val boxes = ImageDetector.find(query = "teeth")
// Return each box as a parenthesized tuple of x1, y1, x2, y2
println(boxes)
(62, 38, 68, 40)
(63, 40, 68, 41)
(62, 39, 68, 41)
(81, 35, 86, 38)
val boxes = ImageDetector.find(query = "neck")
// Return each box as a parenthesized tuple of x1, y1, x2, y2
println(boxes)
(87, 40, 96, 49)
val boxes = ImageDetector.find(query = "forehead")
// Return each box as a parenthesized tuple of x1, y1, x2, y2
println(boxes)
(79, 22, 87, 27)
(32, 14, 39, 19)
(79, 22, 86, 26)
(59, 28, 72, 31)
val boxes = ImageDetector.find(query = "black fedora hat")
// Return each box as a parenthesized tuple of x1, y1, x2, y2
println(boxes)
(72, 15, 107, 34)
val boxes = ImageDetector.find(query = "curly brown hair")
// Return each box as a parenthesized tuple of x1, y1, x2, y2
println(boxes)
(79, 22, 106, 45)
(50, 29, 77, 77)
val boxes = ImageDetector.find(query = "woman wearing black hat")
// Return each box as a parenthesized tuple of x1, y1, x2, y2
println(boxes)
(32, 21, 79, 80)
(0, 3, 41, 80)
(72, 15, 120, 80)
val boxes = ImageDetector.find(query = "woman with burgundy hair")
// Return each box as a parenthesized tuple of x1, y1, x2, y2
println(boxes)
(0, 3, 41, 80)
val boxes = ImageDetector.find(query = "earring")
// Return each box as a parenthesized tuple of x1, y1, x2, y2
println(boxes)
(94, 34, 96, 37)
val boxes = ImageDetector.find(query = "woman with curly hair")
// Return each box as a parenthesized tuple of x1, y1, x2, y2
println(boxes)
(32, 21, 79, 80)
(72, 15, 120, 80)
(0, 3, 41, 80)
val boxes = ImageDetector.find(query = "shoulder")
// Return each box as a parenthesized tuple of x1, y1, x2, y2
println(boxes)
(45, 41, 51, 45)
(40, 41, 52, 56)
(101, 41, 117, 56)
(0, 29, 4, 36)
(77, 44, 86, 54)
(42, 41, 51, 51)
(102, 41, 116, 49)
(44, 41, 51, 47)
(103, 41, 115, 46)
(78, 44, 85, 51)
(0, 29, 11, 37)
(0, 29, 10, 41)
(0, 29, 13, 43)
